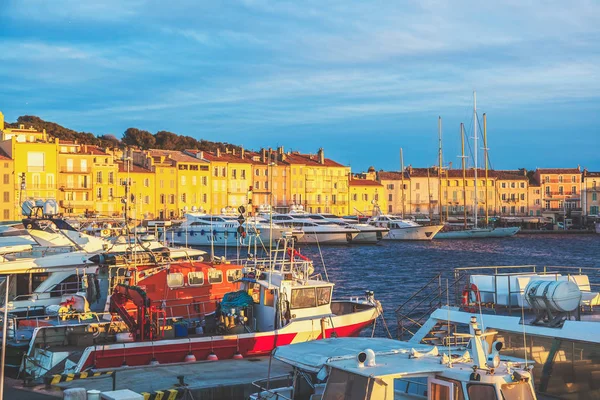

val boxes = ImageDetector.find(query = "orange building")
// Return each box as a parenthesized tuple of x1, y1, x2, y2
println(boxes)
(534, 168, 582, 221)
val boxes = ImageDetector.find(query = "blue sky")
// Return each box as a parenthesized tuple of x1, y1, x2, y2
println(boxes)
(2, 0, 599, 172)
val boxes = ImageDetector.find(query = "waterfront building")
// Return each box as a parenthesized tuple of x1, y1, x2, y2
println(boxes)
(527, 176, 543, 217)
(377, 170, 409, 215)
(57, 143, 104, 217)
(116, 153, 156, 219)
(494, 170, 529, 216)
(245, 148, 290, 213)
(91, 148, 119, 217)
(440, 169, 496, 221)
(285, 149, 350, 215)
(404, 167, 439, 218)
(348, 176, 386, 216)
(0, 149, 14, 221)
(0, 115, 59, 218)
(534, 167, 582, 223)
(583, 170, 600, 218)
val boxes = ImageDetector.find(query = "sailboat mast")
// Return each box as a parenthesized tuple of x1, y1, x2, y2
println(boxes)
(483, 113, 489, 226)
(461, 123, 467, 229)
(438, 117, 443, 224)
(473, 91, 478, 229)
(400, 148, 405, 218)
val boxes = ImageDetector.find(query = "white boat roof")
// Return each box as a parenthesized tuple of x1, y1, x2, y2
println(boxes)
(273, 337, 434, 373)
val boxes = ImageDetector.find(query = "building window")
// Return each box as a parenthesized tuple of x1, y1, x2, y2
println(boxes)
(415, 183, 420, 190)
(202, 193, 207, 203)
(535, 199, 540, 205)
(192, 176, 197, 185)
(571, 186, 576, 195)
(108, 188, 114, 199)
(592, 193, 597, 201)
(545, 176, 549, 183)
(559, 176, 563, 183)
(520, 182, 525, 188)
(545, 186, 550, 194)
(388, 194, 393, 201)
(2, 174, 8, 184)
(3, 192, 9, 202)
(520, 194, 525, 201)
(144, 178, 149, 187)
(501, 206, 506, 214)
(255, 169, 260, 176)
(181, 193, 187, 203)
(213, 167, 218, 177)
(232, 169, 237, 179)
(352, 194, 357, 201)
(221, 167, 226, 177)
(3, 210, 9, 219)
(241, 170, 246, 179)
(96, 171, 103, 183)
(510, 182, 515, 188)
(362, 194, 368, 201)
(96, 187, 102, 199)
(160, 194, 165, 204)
(571, 176, 576, 183)
(169, 194, 175, 204)
(502, 193, 506, 200)
(520, 206, 525, 214)
(144, 195, 150, 205)
(558, 186, 563, 195)
(387, 184, 394, 190)
(181, 176, 186, 186)
(108, 172, 114, 184)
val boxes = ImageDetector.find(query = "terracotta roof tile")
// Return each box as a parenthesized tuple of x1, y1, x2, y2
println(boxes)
(117, 162, 152, 173)
(150, 149, 209, 164)
(378, 171, 410, 180)
(349, 178, 383, 187)
(0, 148, 11, 161)
(536, 168, 581, 174)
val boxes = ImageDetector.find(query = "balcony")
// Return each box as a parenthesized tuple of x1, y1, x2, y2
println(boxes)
(60, 200, 95, 208)
(16, 184, 56, 190)
(59, 184, 91, 191)
(60, 167, 91, 174)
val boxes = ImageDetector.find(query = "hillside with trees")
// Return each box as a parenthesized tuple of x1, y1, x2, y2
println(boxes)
(6, 115, 242, 152)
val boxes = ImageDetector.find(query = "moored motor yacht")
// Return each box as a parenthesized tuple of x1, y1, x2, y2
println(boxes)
(261, 207, 360, 244)
(368, 214, 443, 240)
(306, 213, 389, 244)
(166, 210, 302, 247)
(435, 226, 520, 239)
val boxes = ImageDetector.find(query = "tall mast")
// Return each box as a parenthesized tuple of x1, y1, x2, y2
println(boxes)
(400, 148, 405, 218)
(438, 117, 443, 223)
(483, 113, 489, 227)
(427, 168, 433, 221)
(473, 91, 478, 229)
(461, 123, 467, 229)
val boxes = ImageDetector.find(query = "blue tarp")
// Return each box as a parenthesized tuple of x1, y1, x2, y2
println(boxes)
(221, 290, 254, 310)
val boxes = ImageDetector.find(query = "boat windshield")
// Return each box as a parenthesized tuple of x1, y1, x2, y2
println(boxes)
(500, 382, 535, 400)
(322, 368, 371, 400)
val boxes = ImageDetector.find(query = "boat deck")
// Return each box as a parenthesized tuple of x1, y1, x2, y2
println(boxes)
(49, 356, 291, 399)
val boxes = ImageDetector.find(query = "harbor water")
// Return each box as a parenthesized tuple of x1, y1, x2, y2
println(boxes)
(211, 234, 599, 337)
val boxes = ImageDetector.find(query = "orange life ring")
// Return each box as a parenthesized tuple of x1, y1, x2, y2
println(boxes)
(461, 283, 481, 313)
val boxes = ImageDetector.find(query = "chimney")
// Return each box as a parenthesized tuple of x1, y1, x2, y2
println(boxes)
(197, 151, 204, 160)
(232, 148, 236, 156)
(317, 148, 324, 164)
(241, 146, 245, 159)
(278, 146, 284, 156)
(268, 148, 274, 164)
(261, 148, 266, 163)
(216, 148, 221, 157)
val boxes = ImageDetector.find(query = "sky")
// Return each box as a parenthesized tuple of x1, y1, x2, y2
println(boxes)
(1, 0, 599, 172)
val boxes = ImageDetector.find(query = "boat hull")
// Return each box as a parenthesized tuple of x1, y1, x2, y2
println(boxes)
(296, 231, 358, 245)
(382, 224, 443, 241)
(168, 226, 294, 247)
(24, 301, 379, 375)
(435, 226, 520, 239)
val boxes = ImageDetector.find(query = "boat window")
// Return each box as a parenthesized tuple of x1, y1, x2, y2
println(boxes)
(263, 287, 275, 307)
(316, 286, 332, 306)
(322, 368, 369, 400)
(187, 271, 204, 286)
(434, 376, 465, 400)
(227, 269, 242, 282)
(290, 288, 316, 309)
(167, 273, 184, 288)
(208, 269, 223, 284)
(500, 382, 534, 400)
(51, 274, 80, 297)
(467, 384, 497, 400)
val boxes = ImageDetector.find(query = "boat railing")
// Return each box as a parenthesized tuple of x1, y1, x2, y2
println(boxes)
(250, 374, 294, 400)
(452, 265, 600, 315)
(395, 273, 463, 340)
(3, 311, 113, 340)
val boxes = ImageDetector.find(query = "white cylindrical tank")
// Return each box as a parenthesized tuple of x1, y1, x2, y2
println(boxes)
(525, 280, 582, 312)
(44, 199, 58, 216)
(21, 200, 35, 216)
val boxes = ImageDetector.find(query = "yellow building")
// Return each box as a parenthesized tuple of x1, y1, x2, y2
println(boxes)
(0, 117, 59, 218)
(56, 142, 98, 216)
(0, 149, 15, 221)
(583, 170, 600, 217)
(116, 158, 155, 220)
(286, 149, 350, 215)
(377, 170, 409, 215)
(91, 147, 119, 217)
(348, 177, 386, 216)
(189, 149, 229, 214)
(405, 167, 440, 218)
(527, 177, 543, 217)
(494, 170, 529, 216)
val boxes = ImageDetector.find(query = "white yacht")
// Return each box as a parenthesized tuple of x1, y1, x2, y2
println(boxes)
(368, 214, 443, 241)
(398, 265, 600, 399)
(265, 212, 360, 244)
(167, 211, 302, 247)
(306, 213, 389, 243)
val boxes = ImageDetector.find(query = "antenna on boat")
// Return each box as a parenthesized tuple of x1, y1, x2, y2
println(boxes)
(473, 91, 478, 229)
